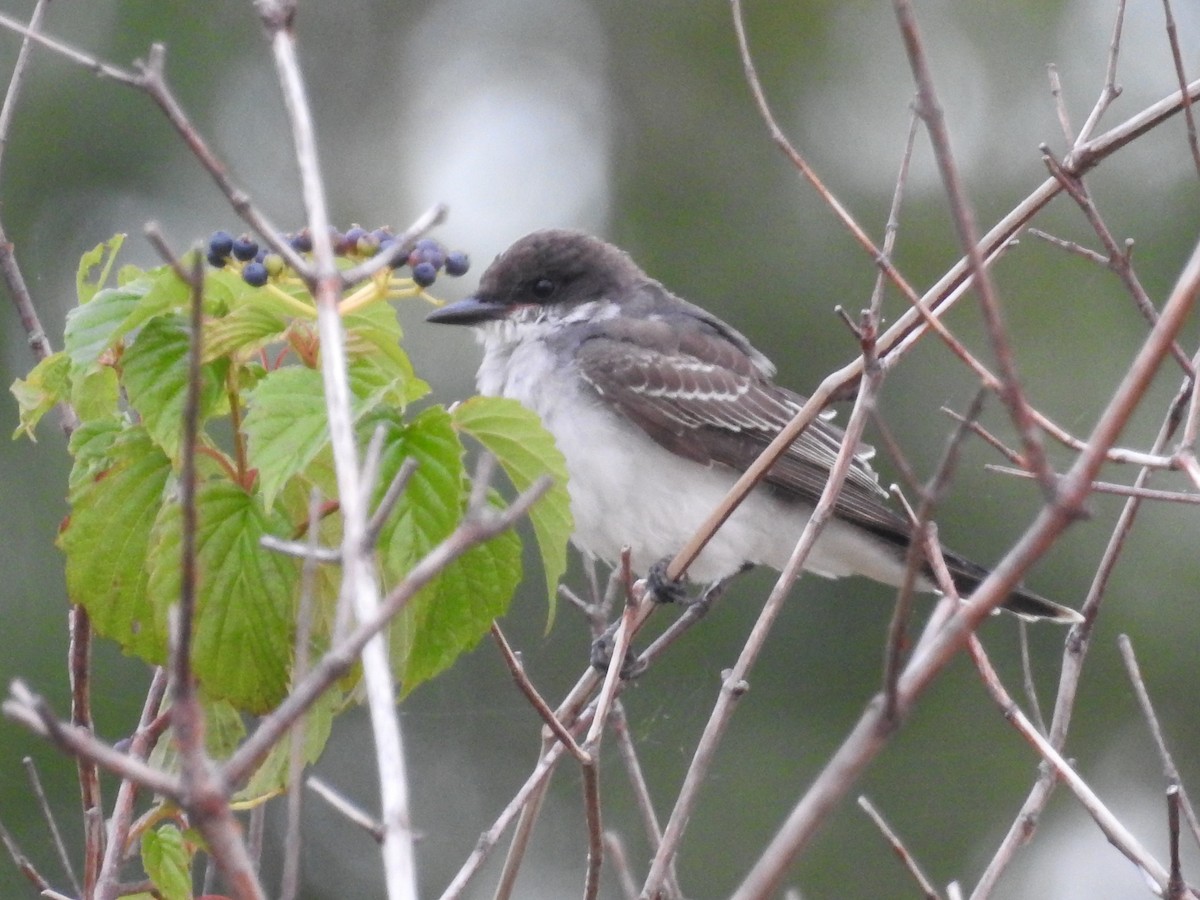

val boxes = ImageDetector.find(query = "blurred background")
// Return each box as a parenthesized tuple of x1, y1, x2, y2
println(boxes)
(1, 0, 1198, 897)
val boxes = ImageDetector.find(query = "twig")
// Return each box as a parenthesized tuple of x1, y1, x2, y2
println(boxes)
(257, 2, 415, 894)
(1039, 148, 1193, 375)
(610, 702, 681, 899)
(970, 382, 1192, 898)
(307, 776, 385, 843)
(1016, 622, 1047, 737)
(1075, 0, 1126, 147)
(0, 0, 60, 373)
(491, 622, 587, 763)
(22, 757, 81, 897)
(280, 488, 324, 900)
(858, 796, 941, 900)
(1158, 0, 1200, 179)
(0, 815, 53, 894)
(603, 831, 640, 900)
(989, 464, 1200, 504)
(4, 681, 180, 797)
(1168, 785, 1188, 900)
(223, 475, 552, 789)
(1117, 635, 1200, 850)
(731, 232, 1200, 900)
(967, 635, 1187, 896)
(643, 315, 886, 897)
(95, 668, 169, 900)
(894, 0, 1054, 496)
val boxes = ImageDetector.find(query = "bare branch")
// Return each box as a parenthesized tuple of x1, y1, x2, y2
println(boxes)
(858, 796, 942, 900)
(21, 757, 81, 897)
(306, 776, 385, 843)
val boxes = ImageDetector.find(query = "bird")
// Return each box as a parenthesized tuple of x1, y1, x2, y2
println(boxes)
(426, 229, 1081, 624)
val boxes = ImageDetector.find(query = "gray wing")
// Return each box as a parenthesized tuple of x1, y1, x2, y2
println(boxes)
(574, 315, 913, 539)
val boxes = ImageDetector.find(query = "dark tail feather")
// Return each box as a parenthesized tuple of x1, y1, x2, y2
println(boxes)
(941, 549, 1083, 624)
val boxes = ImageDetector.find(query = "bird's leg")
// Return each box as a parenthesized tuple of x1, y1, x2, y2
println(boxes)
(644, 557, 690, 604)
(589, 563, 750, 678)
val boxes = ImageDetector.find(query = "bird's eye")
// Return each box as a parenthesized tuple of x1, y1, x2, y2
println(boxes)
(531, 278, 556, 299)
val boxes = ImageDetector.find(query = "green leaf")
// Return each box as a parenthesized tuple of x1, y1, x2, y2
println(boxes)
(233, 687, 338, 804)
(122, 315, 226, 460)
(402, 499, 521, 690)
(142, 824, 192, 900)
(243, 363, 402, 510)
(10, 351, 70, 440)
(146, 482, 298, 712)
(69, 364, 119, 423)
(66, 417, 123, 491)
(60, 426, 172, 658)
(76, 234, 125, 306)
(242, 367, 328, 510)
(344, 302, 428, 406)
(367, 406, 522, 692)
(202, 301, 289, 362)
(64, 267, 191, 370)
(451, 396, 572, 620)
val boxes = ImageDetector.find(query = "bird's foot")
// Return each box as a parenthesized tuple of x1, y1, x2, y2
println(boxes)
(590, 624, 646, 679)
(645, 558, 688, 604)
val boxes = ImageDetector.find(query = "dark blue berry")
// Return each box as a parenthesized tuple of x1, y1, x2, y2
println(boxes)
(290, 231, 312, 253)
(444, 251, 470, 277)
(254, 247, 268, 263)
(414, 238, 440, 253)
(371, 227, 394, 245)
(232, 236, 259, 261)
(344, 226, 368, 244)
(411, 261, 438, 288)
(207, 250, 228, 269)
(242, 261, 269, 287)
(209, 230, 234, 259)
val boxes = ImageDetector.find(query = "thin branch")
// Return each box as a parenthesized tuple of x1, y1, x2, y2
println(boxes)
(258, 3, 414, 894)
(989, 464, 1200, 504)
(22, 757, 81, 898)
(967, 635, 1188, 896)
(858, 796, 941, 900)
(3, 681, 181, 797)
(643, 317, 886, 897)
(970, 382, 1192, 898)
(1075, 0, 1126, 146)
(893, 0, 1053, 495)
(491, 622, 588, 763)
(1118, 635, 1200, 850)
(224, 475, 552, 789)
(280, 488, 324, 900)
(95, 669, 169, 900)
(1159, 0, 1200, 178)
(306, 776, 385, 843)
(0, 815, 53, 894)
(732, 231, 1200, 900)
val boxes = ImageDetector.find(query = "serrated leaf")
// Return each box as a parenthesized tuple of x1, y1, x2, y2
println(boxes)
(202, 302, 289, 362)
(122, 315, 226, 460)
(366, 407, 522, 692)
(64, 267, 191, 370)
(60, 426, 172, 658)
(242, 367, 328, 510)
(66, 417, 123, 490)
(146, 482, 298, 712)
(142, 824, 192, 900)
(10, 351, 70, 439)
(243, 363, 402, 509)
(451, 396, 572, 621)
(344, 302, 428, 406)
(233, 687, 337, 805)
(401, 504, 521, 690)
(70, 364, 119, 423)
(76, 234, 125, 306)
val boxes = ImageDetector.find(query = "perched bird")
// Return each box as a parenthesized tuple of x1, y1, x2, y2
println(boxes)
(427, 229, 1081, 624)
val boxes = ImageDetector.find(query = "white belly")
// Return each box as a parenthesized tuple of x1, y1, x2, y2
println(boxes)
(477, 329, 914, 587)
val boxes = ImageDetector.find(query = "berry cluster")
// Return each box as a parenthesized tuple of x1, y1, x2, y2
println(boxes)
(205, 227, 469, 289)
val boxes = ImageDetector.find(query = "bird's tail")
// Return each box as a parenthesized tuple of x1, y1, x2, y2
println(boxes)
(940, 549, 1083, 624)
